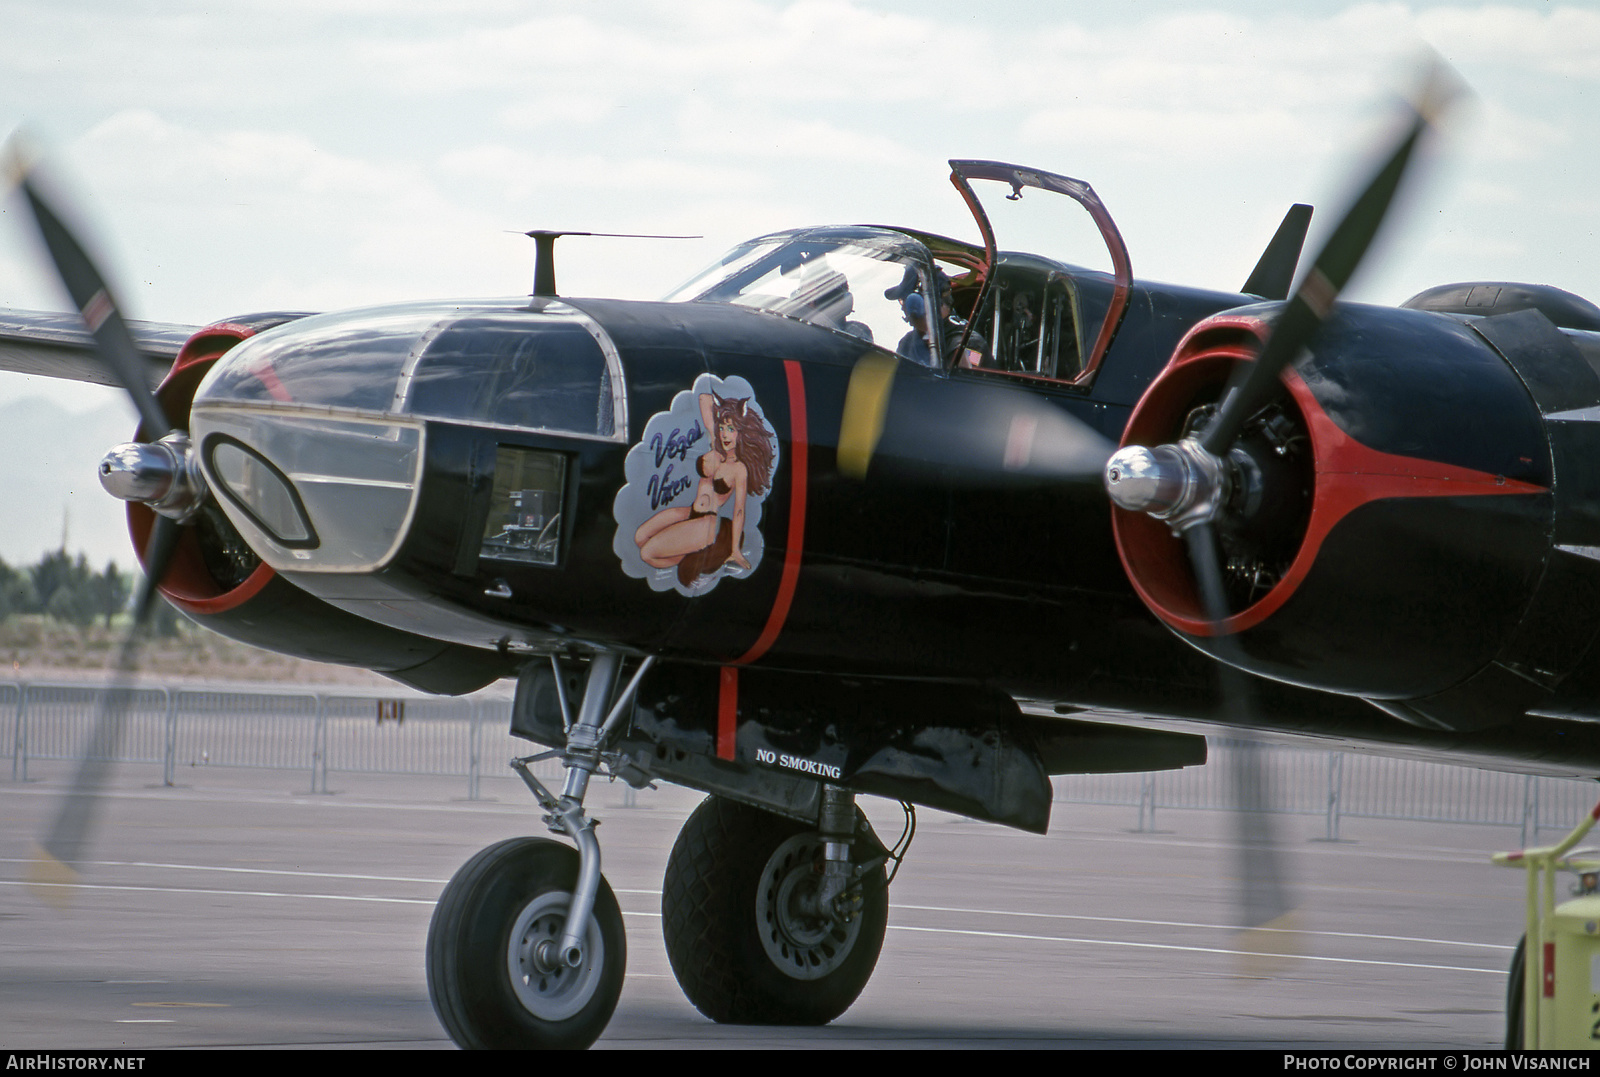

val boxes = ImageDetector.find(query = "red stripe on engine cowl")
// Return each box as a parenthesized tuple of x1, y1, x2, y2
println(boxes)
(1113, 350, 1548, 640)
(1189, 370, 1544, 636)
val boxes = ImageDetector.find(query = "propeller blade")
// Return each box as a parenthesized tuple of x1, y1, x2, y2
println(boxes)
(1169, 64, 1462, 942)
(4, 135, 174, 437)
(1182, 523, 1297, 955)
(1200, 61, 1461, 459)
(839, 354, 1114, 484)
(8, 139, 191, 902)
(130, 512, 182, 623)
(28, 514, 181, 904)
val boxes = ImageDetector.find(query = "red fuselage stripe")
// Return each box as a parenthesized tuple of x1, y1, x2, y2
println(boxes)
(733, 359, 808, 665)
(718, 665, 738, 761)
(720, 360, 810, 761)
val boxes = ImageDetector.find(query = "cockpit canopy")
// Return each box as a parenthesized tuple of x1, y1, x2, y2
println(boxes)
(663, 226, 942, 365)
(193, 298, 626, 440)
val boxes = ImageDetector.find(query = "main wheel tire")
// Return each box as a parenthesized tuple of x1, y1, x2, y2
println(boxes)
(427, 837, 626, 1050)
(1506, 934, 1526, 1050)
(662, 795, 888, 1025)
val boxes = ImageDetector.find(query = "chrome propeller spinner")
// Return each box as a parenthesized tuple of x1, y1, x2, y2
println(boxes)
(1103, 438, 1229, 535)
(98, 431, 208, 521)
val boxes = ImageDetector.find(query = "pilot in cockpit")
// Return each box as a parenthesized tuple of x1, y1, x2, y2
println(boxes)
(886, 266, 989, 369)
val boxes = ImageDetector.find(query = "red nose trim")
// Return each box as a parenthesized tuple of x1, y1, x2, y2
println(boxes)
(717, 666, 739, 761)
(129, 321, 282, 616)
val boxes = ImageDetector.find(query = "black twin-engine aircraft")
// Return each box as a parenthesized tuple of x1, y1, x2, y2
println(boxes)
(7, 68, 1600, 1047)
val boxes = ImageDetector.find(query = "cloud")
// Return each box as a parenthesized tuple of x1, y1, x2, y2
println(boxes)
(60, 111, 523, 317)
(1419, 3, 1600, 80)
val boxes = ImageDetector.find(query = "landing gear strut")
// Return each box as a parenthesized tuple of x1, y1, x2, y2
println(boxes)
(661, 789, 890, 1024)
(427, 651, 651, 1050)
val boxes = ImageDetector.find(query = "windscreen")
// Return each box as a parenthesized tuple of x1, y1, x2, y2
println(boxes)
(664, 229, 941, 365)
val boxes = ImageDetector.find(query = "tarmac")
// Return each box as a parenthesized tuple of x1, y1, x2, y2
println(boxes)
(0, 761, 1529, 1050)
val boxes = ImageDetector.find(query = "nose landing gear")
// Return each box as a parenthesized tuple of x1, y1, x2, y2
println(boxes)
(426, 651, 650, 1050)
(426, 837, 626, 1049)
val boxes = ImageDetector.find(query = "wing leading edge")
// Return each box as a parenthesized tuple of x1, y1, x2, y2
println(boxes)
(0, 307, 193, 390)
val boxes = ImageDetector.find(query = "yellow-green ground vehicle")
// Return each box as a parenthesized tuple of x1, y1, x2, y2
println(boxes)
(1493, 799, 1600, 1049)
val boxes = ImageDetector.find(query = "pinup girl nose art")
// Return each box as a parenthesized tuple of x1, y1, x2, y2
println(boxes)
(613, 373, 779, 596)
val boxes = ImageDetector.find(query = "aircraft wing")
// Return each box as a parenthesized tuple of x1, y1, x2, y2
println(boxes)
(0, 307, 193, 390)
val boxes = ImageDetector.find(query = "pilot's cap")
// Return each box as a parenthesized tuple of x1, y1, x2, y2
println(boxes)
(884, 265, 920, 301)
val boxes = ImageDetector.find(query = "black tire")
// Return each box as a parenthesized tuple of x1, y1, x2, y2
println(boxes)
(427, 837, 625, 1050)
(1506, 934, 1526, 1050)
(661, 795, 888, 1025)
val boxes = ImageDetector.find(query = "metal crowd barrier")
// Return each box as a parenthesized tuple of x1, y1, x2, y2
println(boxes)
(1053, 737, 1600, 846)
(4, 680, 1593, 837)
(3, 679, 546, 798)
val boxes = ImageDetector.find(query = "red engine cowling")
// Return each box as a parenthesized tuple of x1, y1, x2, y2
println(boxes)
(1112, 302, 1569, 718)
(129, 315, 512, 695)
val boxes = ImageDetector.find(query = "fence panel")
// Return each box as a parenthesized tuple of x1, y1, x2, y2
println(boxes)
(2, 682, 17, 780)
(1333, 752, 1528, 827)
(1532, 776, 1598, 838)
(172, 688, 320, 772)
(4, 680, 1595, 835)
(18, 683, 171, 772)
(1050, 737, 1598, 841)
(320, 693, 474, 777)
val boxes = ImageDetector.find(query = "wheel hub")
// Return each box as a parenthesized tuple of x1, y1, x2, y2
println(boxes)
(755, 832, 862, 981)
(507, 891, 603, 1021)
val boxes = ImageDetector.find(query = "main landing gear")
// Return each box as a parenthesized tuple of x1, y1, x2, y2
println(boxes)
(662, 790, 890, 1025)
(426, 651, 898, 1049)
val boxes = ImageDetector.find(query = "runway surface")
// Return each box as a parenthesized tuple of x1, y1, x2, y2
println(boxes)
(0, 762, 1528, 1049)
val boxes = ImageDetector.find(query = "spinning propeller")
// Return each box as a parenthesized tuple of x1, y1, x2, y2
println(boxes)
(6, 136, 202, 899)
(1105, 63, 1459, 945)
(840, 61, 1462, 942)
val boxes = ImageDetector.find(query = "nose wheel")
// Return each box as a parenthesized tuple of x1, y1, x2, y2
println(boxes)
(427, 837, 626, 1050)
(428, 651, 651, 1049)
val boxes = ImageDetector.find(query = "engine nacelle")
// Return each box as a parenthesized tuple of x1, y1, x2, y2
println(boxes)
(1114, 300, 1600, 730)
(130, 314, 514, 695)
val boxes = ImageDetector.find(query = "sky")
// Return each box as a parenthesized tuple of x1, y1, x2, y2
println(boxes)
(0, 0, 1594, 568)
